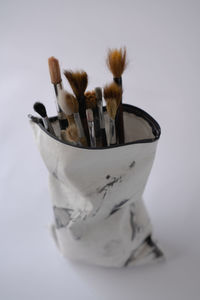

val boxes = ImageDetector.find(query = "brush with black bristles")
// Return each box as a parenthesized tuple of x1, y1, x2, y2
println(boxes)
(103, 83, 122, 146)
(85, 90, 101, 146)
(106, 48, 127, 144)
(48, 57, 68, 136)
(33, 102, 55, 135)
(86, 108, 96, 148)
(63, 70, 90, 144)
(95, 87, 107, 147)
(58, 90, 87, 146)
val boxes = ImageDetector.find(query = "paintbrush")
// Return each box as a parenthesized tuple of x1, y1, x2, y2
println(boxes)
(58, 90, 87, 146)
(63, 70, 90, 144)
(106, 48, 127, 144)
(66, 123, 82, 146)
(86, 109, 96, 148)
(95, 87, 107, 147)
(85, 90, 101, 146)
(48, 57, 68, 136)
(103, 83, 122, 146)
(33, 102, 55, 135)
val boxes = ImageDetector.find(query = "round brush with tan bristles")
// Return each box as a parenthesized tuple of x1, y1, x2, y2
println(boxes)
(66, 123, 82, 146)
(48, 56, 68, 136)
(103, 83, 122, 146)
(63, 70, 90, 145)
(58, 90, 87, 146)
(106, 48, 127, 144)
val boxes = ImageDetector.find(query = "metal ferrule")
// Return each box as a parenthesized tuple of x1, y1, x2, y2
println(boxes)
(88, 121, 96, 148)
(43, 116, 55, 135)
(74, 113, 85, 139)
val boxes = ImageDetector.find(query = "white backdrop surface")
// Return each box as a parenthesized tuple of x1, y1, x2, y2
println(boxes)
(0, 0, 200, 299)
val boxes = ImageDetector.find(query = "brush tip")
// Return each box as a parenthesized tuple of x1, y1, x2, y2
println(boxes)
(66, 124, 79, 143)
(48, 56, 62, 84)
(107, 47, 127, 78)
(33, 102, 47, 118)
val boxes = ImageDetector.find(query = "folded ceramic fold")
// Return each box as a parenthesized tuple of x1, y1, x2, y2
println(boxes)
(30, 104, 164, 267)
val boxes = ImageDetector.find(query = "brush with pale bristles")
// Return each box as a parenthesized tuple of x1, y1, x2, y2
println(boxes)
(64, 70, 90, 144)
(33, 102, 55, 135)
(95, 87, 107, 147)
(86, 108, 96, 148)
(103, 83, 122, 146)
(66, 123, 82, 146)
(48, 57, 68, 136)
(58, 90, 87, 146)
(106, 48, 127, 144)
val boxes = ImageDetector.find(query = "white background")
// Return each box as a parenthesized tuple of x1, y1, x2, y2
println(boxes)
(0, 0, 200, 299)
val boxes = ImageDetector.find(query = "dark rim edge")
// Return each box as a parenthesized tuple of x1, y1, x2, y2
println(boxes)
(28, 103, 161, 150)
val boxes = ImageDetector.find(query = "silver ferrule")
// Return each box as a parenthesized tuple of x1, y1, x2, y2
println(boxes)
(43, 116, 55, 135)
(54, 83, 63, 115)
(97, 101, 105, 129)
(88, 121, 96, 148)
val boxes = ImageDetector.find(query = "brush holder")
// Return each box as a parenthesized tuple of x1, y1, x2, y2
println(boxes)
(30, 104, 164, 267)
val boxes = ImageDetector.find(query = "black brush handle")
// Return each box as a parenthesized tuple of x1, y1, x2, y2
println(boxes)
(79, 97, 90, 146)
(100, 128, 107, 147)
(114, 77, 124, 144)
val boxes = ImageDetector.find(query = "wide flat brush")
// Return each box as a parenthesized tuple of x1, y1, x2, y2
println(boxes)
(58, 90, 87, 146)
(48, 57, 68, 136)
(64, 70, 90, 145)
(95, 87, 107, 147)
(106, 48, 127, 144)
(33, 102, 55, 135)
(66, 124, 82, 146)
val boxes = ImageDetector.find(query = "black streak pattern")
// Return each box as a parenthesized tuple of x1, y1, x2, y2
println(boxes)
(130, 210, 135, 240)
(129, 161, 136, 169)
(108, 199, 130, 217)
(145, 236, 164, 259)
(97, 176, 122, 199)
(53, 206, 73, 229)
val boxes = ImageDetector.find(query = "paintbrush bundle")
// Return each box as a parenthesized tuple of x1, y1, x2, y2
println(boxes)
(29, 48, 163, 268)
(31, 48, 130, 148)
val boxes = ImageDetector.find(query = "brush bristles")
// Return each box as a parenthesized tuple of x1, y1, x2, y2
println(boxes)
(107, 48, 127, 78)
(33, 102, 47, 118)
(85, 91, 97, 109)
(95, 87, 102, 102)
(106, 99, 118, 120)
(48, 57, 62, 84)
(58, 90, 79, 116)
(103, 82, 122, 107)
(64, 70, 88, 99)
(66, 124, 79, 143)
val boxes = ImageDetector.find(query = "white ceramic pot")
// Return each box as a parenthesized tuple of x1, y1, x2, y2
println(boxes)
(30, 104, 164, 267)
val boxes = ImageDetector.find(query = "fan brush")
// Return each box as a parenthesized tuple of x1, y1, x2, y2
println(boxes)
(64, 70, 90, 144)
(106, 47, 127, 144)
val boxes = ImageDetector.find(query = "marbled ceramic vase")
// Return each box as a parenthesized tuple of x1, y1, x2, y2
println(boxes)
(30, 104, 164, 267)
